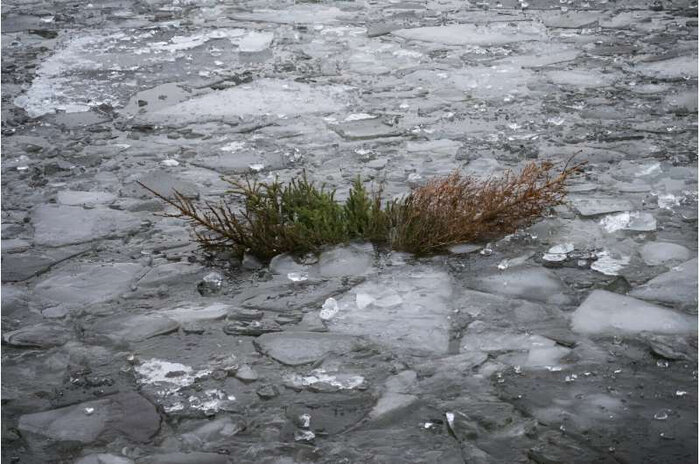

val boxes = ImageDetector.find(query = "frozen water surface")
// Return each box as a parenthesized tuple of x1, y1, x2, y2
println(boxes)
(2, 0, 697, 462)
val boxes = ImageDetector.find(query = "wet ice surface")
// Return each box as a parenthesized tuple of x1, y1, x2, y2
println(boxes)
(1, 0, 698, 463)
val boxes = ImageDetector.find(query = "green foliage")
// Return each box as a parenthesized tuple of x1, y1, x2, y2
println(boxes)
(140, 161, 584, 262)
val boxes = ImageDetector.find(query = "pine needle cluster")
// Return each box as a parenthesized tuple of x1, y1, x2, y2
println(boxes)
(140, 161, 584, 261)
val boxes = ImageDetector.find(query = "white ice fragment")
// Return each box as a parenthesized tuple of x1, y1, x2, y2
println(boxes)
(238, 31, 274, 52)
(84, 407, 95, 415)
(220, 141, 245, 152)
(407, 173, 423, 183)
(600, 212, 656, 233)
(136, 359, 193, 384)
(590, 250, 630, 276)
(548, 243, 574, 255)
(295, 429, 315, 441)
(344, 113, 376, 121)
(656, 193, 680, 210)
(480, 244, 493, 256)
(356, 292, 374, 310)
(299, 413, 311, 428)
(287, 272, 308, 282)
(161, 159, 179, 167)
(445, 412, 455, 431)
(134, 358, 210, 396)
(543, 253, 567, 263)
(320, 297, 340, 321)
(249, 163, 265, 172)
(164, 402, 185, 413)
(635, 162, 661, 177)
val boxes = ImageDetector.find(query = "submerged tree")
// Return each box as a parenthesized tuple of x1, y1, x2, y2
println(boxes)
(140, 160, 584, 261)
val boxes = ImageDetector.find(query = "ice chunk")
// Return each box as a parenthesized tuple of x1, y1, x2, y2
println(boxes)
(160, 302, 229, 324)
(284, 369, 365, 392)
(331, 267, 453, 353)
(590, 250, 630, 276)
(368, 392, 419, 424)
(32, 205, 141, 247)
(525, 345, 571, 368)
(546, 70, 615, 88)
(91, 314, 179, 343)
(237, 31, 274, 52)
(462, 332, 556, 353)
(220, 141, 245, 152)
(600, 211, 656, 232)
(135, 359, 195, 390)
(629, 258, 698, 310)
(197, 272, 223, 296)
(269, 253, 308, 275)
(448, 243, 482, 254)
(318, 244, 374, 277)
(548, 243, 574, 255)
(572, 198, 633, 217)
(148, 79, 346, 123)
(254, 332, 360, 366)
(18, 393, 159, 444)
(33, 263, 142, 311)
(639, 242, 691, 266)
(287, 272, 309, 282)
(354, 284, 402, 309)
(469, 266, 572, 305)
(392, 23, 545, 46)
(320, 297, 340, 321)
(571, 290, 697, 335)
(57, 190, 116, 206)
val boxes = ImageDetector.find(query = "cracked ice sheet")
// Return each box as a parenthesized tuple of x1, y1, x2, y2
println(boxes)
(13, 28, 273, 118)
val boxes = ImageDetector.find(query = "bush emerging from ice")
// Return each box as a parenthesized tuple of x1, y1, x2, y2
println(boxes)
(140, 161, 583, 261)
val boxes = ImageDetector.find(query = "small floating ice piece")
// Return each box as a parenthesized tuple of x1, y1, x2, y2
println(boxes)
(547, 116, 566, 126)
(249, 163, 265, 172)
(635, 162, 662, 177)
(656, 193, 680, 210)
(590, 250, 630, 276)
(220, 141, 245, 152)
(344, 113, 376, 121)
(356, 292, 374, 310)
(573, 198, 633, 217)
(600, 211, 656, 233)
(548, 243, 574, 255)
(287, 272, 308, 282)
(448, 243, 481, 254)
(161, 159, 179, 167)
(542, 253, 567, 263)
(135, 359, 197, 394)
(295, 429, 315, 441)
(320, 297, 340, 321)
(238, 31, 274, 52)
